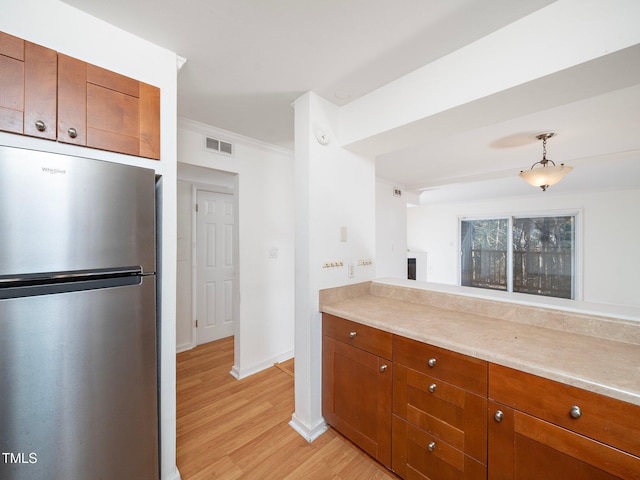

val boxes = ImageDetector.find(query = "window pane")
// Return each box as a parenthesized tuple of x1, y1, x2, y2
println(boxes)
(461, 219, 508, 291)
(512, 216, 574, 299)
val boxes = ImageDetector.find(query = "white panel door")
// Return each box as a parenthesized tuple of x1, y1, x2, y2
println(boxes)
(196, 190, 235, 345)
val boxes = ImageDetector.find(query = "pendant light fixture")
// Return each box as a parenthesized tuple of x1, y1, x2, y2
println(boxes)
(519, 133, 572, 191)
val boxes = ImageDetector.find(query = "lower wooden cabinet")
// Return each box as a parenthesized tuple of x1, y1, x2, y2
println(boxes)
(488, 364, 640, 479)
(393, 415, 486, 479)
(488, 400, 640, 479)
(393, 363, 487, 464)
(322, 314, 640, 480)
(322, 314, 393, 467)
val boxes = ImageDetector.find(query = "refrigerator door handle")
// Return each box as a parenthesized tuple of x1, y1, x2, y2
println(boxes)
(0, 268, 146, 300)
(0, 266, 143, 285)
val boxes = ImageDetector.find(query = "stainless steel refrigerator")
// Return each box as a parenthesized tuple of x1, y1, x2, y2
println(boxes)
(0, 146, 159, 480)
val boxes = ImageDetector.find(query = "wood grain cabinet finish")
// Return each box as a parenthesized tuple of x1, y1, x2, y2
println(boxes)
(322, 313, 393, 468)
(393, 335, 488, 479)
(488, 364, 640, 479)
(0, 31, 57, 140)
(321, 314, 640, 480)
(0, 30, 160, 159)
(58, 54, 160, 159)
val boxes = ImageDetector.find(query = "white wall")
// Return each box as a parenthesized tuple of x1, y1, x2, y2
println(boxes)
(407, 188, 640, 308)
(177, 118, 296, 377)
(291, 92, 377, 441)
(0, 1, 180, 479)
(176, 165, 236, 352)
(375, 178, 409, 279)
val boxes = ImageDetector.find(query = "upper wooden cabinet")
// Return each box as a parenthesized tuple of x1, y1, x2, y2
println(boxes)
(0, 31, 57, 140)
(58, 54, 160, 159)
(0, 31, 160, 160)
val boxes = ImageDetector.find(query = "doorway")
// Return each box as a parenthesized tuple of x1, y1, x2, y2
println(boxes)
(195, 189, 236, 345)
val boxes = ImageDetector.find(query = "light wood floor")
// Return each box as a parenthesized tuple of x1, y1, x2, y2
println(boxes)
(176, 336, 400, 480)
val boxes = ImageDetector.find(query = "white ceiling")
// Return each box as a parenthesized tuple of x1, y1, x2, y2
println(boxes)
(62, 0, 640, 201)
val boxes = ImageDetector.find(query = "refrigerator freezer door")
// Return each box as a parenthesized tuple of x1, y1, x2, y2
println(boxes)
(0, 146, 156, 275)
(0, 276, 158, 480)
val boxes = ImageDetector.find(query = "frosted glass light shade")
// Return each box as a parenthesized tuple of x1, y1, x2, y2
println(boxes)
(519, 164, 573, 190)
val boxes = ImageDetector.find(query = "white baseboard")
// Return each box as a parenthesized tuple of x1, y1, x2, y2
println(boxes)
(175, 342, 193, 354)
(163, 465, 181, 480)
(289, 413, 328, 443)
(229, 349, 294, 380)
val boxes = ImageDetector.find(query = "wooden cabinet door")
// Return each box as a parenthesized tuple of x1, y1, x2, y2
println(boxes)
(488, 401, 640, 480)
(392, 415, 486, 480)
(322, 335, 392, 467)
(58, 55, 160, 159)
(0, 31, 57, 139)
(393, 363, 487, 464)
(489, 363, 640, 458)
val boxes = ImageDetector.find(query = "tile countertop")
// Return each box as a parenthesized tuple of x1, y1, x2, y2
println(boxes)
(319, 279, 640, 407)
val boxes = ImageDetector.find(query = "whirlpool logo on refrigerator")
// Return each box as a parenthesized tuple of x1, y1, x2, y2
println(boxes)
(41, 167, 66, 175)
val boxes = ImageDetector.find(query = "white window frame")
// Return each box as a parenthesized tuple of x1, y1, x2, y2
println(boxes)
(458, 209, 583, 300)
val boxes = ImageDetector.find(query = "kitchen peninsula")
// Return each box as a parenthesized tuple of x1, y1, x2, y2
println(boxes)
(320, 279, 640, 479)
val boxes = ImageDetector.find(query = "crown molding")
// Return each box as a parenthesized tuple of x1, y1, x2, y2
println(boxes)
(178, 117, 293, 156)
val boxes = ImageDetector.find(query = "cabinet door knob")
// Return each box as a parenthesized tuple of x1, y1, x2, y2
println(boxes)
(68, 127, 78, 138)
(349, 331, 357, 339)
(427, 441, 436, 452)
(380, 364, 388, 372)
(570, 405, 582, 418)
(429, 383, 437, 393)
(35, 120, 46, 132)
(494, 410, 504, 422)
(428, 358, 437, 368)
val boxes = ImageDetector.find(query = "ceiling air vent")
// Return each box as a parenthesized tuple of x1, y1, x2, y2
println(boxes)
(205, 136, 233, 156)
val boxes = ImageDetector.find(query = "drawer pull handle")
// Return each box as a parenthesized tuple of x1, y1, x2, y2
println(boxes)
(35, 120, 46, 131)
(380, 364, 388, 372)
(68, 127, 78, 138)
(428, 358, 437, 368)
(349, 331, 357, 339)
(429, 383, 437, 393)
(494, 410, 504, 422)
(570, 405, 582, 419)
(427, 441, 436, 452)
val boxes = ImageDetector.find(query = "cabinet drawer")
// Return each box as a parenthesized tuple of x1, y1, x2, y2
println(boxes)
(394, 335, 487, 395)
(488, 400, 640, 479)
(394, 363, 487, 463)
(322, 313, 392, 360)
(489, 363, 640, 458)
(392, 416, 486, 480)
